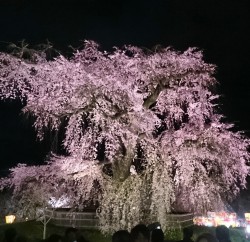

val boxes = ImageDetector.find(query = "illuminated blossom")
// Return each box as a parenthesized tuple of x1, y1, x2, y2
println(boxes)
(0, 41, 249, 232)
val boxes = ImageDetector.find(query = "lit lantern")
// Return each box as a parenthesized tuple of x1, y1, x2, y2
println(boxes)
(245, 213, 250, 222)
(5, 215, 15, 224)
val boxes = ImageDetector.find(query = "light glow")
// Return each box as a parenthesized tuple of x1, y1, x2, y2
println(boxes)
(5, 215, 15, 224)
(246, 225, 250, 233)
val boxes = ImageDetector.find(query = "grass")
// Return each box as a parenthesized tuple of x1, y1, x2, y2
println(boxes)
(0, 221, 247, 242)
(0, 221, 111, 242)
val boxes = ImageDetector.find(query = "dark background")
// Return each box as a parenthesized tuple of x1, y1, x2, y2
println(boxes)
(0, 0, 249, 184)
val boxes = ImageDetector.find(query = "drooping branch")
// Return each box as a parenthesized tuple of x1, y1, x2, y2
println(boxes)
(142, 68, 214, 110)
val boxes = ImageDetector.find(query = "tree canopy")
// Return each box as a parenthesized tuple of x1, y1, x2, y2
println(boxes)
(0, 41, 249, 232)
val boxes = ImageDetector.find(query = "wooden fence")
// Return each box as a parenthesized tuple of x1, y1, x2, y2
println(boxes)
(165, 213, 194, 228)
(45, 209, 193, 229)
(45, 209, 98, 228)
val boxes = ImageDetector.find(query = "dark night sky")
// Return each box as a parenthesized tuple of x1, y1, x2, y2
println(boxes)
(0, 0, 250, 174)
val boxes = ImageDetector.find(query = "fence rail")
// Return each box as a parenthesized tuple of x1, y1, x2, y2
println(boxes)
(45, 209, 193, 229)
(164, 213, 194, 228)
(45, 209, 98, 228)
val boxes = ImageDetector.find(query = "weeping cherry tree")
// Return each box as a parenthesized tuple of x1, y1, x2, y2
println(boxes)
(0, 41, 249, 232)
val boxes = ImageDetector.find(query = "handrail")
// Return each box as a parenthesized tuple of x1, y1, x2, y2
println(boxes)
(45, 209, 193, 228)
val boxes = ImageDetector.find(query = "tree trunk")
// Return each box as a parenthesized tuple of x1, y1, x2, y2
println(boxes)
(112, 155, 133, 182)
(112, 143, 134, 182)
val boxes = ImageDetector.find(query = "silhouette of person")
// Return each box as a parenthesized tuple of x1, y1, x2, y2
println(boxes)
(131, 224, 150, 242)
(195, 233, 218, 242)
(151, 228, 164, 242)
(215, 225, 231, 242)
(112, 230, 132, 242)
